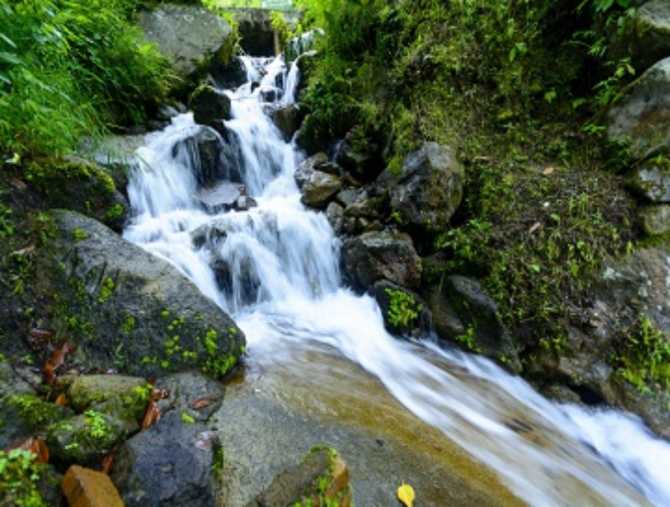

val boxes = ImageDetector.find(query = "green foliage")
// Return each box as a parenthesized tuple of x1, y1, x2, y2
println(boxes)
(0, 449, 46, 507)
(617, 316, 670, 392)
(181, 412, 195, 424)
(385, 288, 422, 331)
(0, 0, 174, 156)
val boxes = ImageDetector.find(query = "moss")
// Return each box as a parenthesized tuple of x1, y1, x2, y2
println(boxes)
(97, 276, 115, 304)
(72, 228, 88, 241)
(10, 394, 66, 430)
(0, 449, 48, 507)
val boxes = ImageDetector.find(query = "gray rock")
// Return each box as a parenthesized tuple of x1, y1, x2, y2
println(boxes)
(634, 0, 670, 71)
(189, 84, 232, 127)
(638, 204, 670, 235)
(378, 142, 464, 238)
(626, 156, 670, 202)
(301, 171, 342, 208)
(154, 371, 225, 423)
(294, 152, 328, 189)
(343, 231, 421, 290)
(334, 188, 359, 208)
(112, 411, 222, 507)
(138, 5, 234, 80)
(607, 57, 670, 160)
(197, 182, 246, 213)
(35, 210, 245, 380)
(335, 130, 381, 180)
(325, 201, 345, 235)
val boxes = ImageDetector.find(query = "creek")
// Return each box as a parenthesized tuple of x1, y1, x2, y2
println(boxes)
(123, 54, 670, 506)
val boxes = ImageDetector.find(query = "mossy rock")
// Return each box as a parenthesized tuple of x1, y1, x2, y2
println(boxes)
(35, 210, 246, 381)
(24, 158, 128, 231)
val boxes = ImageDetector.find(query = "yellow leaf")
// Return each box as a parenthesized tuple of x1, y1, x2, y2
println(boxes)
(397, 482, 415, 507)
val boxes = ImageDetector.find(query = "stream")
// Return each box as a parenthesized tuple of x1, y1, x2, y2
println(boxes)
(123, 54, 670, 506)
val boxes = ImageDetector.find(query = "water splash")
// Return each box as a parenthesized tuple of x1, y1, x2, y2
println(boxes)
(124, 55, 670, 506)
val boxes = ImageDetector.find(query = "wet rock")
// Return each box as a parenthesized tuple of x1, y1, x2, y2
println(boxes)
(35, 210, 246, 381)
(212, 57, 248, 90)
(112, 411, 222, 507)
(62, 465, 124, 507)
(196, 182, 247, 213)
(268, 104, 302, 141)
(633, 0, 670, 71)
(176, 126, 244, 187)
(372, 281, 426, 336)
(607, 57, 670, 160)
(301, 171, 342, 209)
(378, 142, 464, 241)
(626, 157, 670, 202)
(343, 231, 421, 290)
(138, 5, 234, 80)
(326, 201, 345, 235)
(249, 444, 352, 507)
(423, 277, 521, 373)
(189, 84, 232, 127)
(294, 152, 329, 189)
(638, 204, 670, 235)
(154, 371, 225, 423)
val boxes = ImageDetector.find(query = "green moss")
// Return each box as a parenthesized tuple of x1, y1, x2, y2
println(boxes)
(97, 276, 115, 304)
(105, 203, 125, 221)
(122, 315, 136, 334)
(0, 449, 47, 507)
(181, 413, 195, 424)
(72, 228, 88, 241)
(385, 288, 422, 331)
(10, 395, 64, 429)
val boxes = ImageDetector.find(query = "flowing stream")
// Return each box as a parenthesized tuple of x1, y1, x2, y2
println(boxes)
(123, 55, 670, 506)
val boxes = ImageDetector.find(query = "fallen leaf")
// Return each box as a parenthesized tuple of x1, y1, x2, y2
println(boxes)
(528, 222, 542, 234)
(542, 166, 554, 176)
(10, 178, 27, 190)
(12, 243, 35, 256)
(141, 400, 161, 430)
(192, 397, 215, 410)
(29, 437, 49, 464)
(55, 393, 68, 406)
(102, 454, 115, 475)
(44, 341, 76, 384)
(397, 482, 415, 507)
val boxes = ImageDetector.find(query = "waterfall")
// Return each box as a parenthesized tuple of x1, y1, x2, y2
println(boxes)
(124, 55, 670, 506)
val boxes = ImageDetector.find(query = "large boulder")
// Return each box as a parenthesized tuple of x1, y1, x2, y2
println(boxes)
(35, 210, 246, 380)
(301, 171, 342, 209)
(189, 84, 232, 127)
(343, 231, 421, 290)
(626, 156, 670, 202)
(138, 5, 234, 81)
(377, 142, 464, 241)
(607, 57, 670, 160)
(638, 204, 670, 235)
(634, 0, 670, 71)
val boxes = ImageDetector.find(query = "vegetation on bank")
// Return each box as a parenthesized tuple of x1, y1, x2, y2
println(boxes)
(293, 0, 660, 377)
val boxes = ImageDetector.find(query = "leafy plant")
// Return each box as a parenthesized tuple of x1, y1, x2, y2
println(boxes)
(385, 288, 422, 331)
(0, 449, 47, 507)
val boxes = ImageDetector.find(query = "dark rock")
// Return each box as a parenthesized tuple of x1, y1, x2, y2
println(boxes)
(112, 411, 222, 507)
(138, 5, 234, 81)
(377, 142, 464, 241)
(334, 188, 359, 208)
(343, 231, 421, 290)
(423, 276, 521, 373)
(189, 84, 232, 127)
(607, 57, 670, 160)
(35, 210, 246, 380)
(268, 104, 302, 142)
(230, 8, 282, 57)
(335, 131, 382, 180)
(212, 57, 248, 90)
(249, 444, 352, 507)
(633, 0, 670, 71)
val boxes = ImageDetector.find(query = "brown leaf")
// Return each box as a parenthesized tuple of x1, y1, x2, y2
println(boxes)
(141, 400, 161, 430)
(541, 167, 555, 176)
(192, 397, 215, 410)
(10, 178, 27, 191)
(102, 454, 115, 475)
(29, 328, 53, 341)
(30, 437, 49, 464)
(528, 222, 542, 234)
(13, 243, 36, 256)
(44, 341, 76, 384)
(152, 387, 171, 401)
(54, 393, 68, 406)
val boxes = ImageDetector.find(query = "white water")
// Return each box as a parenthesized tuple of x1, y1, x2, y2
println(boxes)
(124, 55, 670, 506)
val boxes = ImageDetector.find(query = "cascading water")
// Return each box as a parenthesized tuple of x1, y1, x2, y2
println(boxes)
(123, 54, 670, 506)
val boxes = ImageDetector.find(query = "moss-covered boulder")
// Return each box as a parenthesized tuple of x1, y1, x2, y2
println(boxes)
(634, 0, 670, 71)
(24, 159, 128, 231)
(35, 210, 245, 380)
(189, 84, 232, 128)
